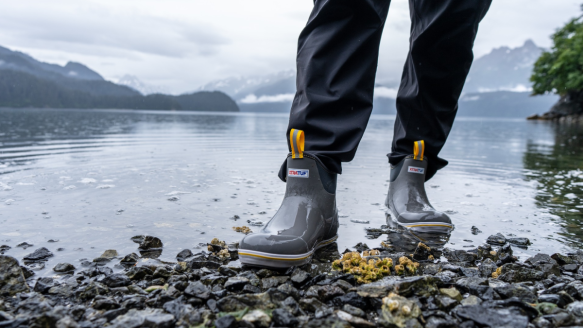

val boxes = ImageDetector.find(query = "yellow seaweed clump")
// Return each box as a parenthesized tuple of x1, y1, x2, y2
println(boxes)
(332, 251, 395, 284)
(233, 226, 252, 234)
(395, 257, 420, 276)
(217, 249, 230, 259)
(211, 238, 226, 247)
(207, 238, 230, 259)
(380, 241, 392, 249)
(492, 266, 503, 279)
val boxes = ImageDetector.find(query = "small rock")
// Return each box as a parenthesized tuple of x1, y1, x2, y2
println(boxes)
(20, 265, 34, 279)
(486, 233, 507, 245)
(34, 277, 55, 293)
(336, 310, 375, 328)
(102, 274, 131, 288)
(78, 282, 109, 300)
(300, 297, 327, 312)
(0, 245, 11, 254)
(56, 316, 80, 328)
(108, 308, 174, 328)
(53, 263, 76, 273)
(507, 237, 531, 246)
(291, 269, 311, 285)
(342, 304, 365, 318)
(552, 253, 574, 265)
(272, 308, 299, 327)
(412, 243, 433, 261)
(563, 264, 579, 272)
(0, 255, 30, 295)
(439, 287, 462, 301)
(471, 226, 482, 235)
(126, 266, 153, 280)
(120, 253, 139, 264)
(241, 309, 271, 328)
(16, 242, 33, 249)
(176, 249, 193, 261)
(224, 277, 249, 291)
(333, 292, 368, 310)
(218, 289, 288, 312)
(23, 247, 53, 262)
(215, 315, 238, 328)
(92, 257, 112, 264)
(567, 301, 583, 318)
(306, 285, 345, 301)
(434, 295, 458, 311)
(131, 235, 145, 244)
(184, 281, 210, 299)
(381, 293, 422, 328)
(93, 298, 120, 310)
(479, 258, 497, 278)
(461, 295, 482, 306)
(443, 248, 477, 262)
(353, 242, 370, 253)
(139, 236, 163, 250)
(100, 249, 118, 258)
(262, 276, 289, 289)
(454, 304, 529, 328)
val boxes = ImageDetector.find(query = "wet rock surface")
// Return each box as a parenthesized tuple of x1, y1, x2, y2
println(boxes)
(2, 234, 583, 327)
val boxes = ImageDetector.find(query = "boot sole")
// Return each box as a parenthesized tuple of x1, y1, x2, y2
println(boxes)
(238, 235, 338, 268)
(387, 207, 454, 233)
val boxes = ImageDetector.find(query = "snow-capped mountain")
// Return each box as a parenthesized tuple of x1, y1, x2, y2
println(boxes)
(193, 40, 557, 117)
(117, 75, 166, 95)
(463, 39, 544, 93)
(198, 70, 295, 101)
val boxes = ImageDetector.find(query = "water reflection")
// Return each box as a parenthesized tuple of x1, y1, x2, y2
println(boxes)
(2, 108, 583, 278)
(523, 121, 583, 249)
(371, 216, 450, 256)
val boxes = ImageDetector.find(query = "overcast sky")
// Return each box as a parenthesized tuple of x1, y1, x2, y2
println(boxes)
(0, 0, 580, 94)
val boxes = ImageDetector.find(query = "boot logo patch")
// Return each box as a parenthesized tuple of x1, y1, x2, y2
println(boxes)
(408, 166, 425, 174)
(288, 168, 309, 178)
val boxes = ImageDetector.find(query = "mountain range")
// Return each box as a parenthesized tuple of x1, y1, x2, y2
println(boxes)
(0, 46, 238, 112)
(199, 40, 558, 118)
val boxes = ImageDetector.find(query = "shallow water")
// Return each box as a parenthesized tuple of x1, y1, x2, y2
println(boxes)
(1, 108, 582, 276)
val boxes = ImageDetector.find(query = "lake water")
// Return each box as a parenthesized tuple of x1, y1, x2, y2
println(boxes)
(1, 108, 582, 276)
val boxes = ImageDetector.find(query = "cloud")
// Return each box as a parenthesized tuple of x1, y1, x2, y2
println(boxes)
(240, 93, 295, 103)
(374, 87, 399, 99)
(477, 84, 533, 93)
(0, 0, 578, 94)
(0, 2, 230, 59)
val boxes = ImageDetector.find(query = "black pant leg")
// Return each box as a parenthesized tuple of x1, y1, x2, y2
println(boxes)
(389, 0, 492, 180)
(283, 0, 391, 176)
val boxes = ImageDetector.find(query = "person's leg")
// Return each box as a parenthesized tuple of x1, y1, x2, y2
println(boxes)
(279, 0, 391, 180)
(389, 0, 492, 181)
(386, 0, 491, 232)
(241, 0, 391, 268)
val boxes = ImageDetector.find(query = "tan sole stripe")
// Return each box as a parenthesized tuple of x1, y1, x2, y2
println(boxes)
(239, 236, 338, 262)
(406, 224, 452, 228)
(238, 252, 312, 261)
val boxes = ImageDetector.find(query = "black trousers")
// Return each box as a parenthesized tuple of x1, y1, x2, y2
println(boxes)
(281, 0, 491, 181)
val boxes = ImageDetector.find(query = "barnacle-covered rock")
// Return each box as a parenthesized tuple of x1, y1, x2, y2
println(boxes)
(233, 226, 252, 234)
(332, 251, 401, 284)
(381, 293, 422, 328)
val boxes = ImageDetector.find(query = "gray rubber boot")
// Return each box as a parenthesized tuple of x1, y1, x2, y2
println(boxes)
(238, 155, 339, 268)
(385, 156, 454, 232)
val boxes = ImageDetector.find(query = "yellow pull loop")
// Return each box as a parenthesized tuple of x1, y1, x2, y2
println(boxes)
(413, 140, 424, 161)
(290, 129, 305, 159)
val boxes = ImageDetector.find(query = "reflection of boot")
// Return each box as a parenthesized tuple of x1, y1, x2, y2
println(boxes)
(239, 130, 339, 268)
(385, 140, 453, 233)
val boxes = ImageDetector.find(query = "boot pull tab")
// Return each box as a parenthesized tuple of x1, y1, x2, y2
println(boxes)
(290, 129, 305, 159)
(413, 140, 424, 161)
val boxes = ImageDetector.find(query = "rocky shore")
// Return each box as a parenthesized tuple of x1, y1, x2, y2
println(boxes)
(2, 231, 583, 328)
